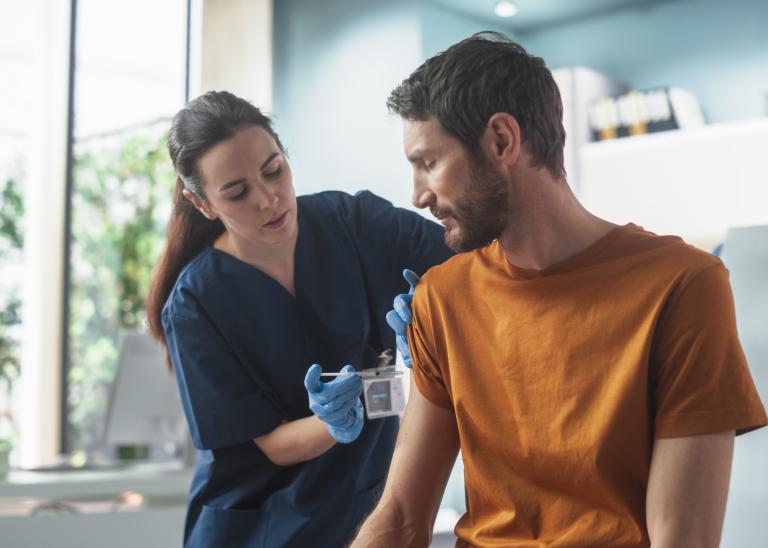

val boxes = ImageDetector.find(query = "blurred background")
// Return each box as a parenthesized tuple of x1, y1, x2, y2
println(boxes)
(0, 0, 766, 546)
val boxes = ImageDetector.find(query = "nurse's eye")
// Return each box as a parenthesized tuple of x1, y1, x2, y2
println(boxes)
(264, 165, 282, 179)
(229, 185, 248, 201)
(424, 160, 436, 172)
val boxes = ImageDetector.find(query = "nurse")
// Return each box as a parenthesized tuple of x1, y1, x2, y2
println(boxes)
(145, 90, 452, 547)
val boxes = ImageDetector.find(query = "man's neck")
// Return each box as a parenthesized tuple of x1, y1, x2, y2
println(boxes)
(497, 173, 616, 271)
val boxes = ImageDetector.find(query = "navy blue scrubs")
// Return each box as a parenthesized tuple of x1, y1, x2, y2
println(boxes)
(162, 191, 452, 547)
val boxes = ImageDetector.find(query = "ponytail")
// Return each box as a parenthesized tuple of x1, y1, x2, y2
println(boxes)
(146, 178, 224, 367)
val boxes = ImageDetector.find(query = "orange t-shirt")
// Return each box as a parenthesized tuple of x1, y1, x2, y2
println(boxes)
(408, 224, 767, 547)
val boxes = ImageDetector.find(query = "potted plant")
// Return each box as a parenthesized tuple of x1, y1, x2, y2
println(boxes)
(0, 174, 23, 479)
(0, 410, 15, 479)
(0, 297, 20, 480)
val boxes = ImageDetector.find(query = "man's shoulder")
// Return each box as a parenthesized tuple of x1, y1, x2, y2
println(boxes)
(418, 249, 480, 295)
(616, 224, 722, 278)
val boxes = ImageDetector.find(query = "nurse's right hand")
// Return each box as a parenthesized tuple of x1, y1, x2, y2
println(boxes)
(304, 364, 364, 444)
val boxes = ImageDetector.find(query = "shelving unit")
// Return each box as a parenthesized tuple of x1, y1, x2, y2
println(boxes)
(0, 463, 191, 547)
(578, 117, 768, 249)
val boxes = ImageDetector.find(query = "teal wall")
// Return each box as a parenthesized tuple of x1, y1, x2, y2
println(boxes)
(272, 0, 514, 208)
(273, 0, 421, 208)
(517, 0, 768, 123)
(419, 2, 514, 58)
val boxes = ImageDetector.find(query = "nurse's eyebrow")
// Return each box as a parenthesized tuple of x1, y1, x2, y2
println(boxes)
(260, 152, 280, 170)
(217, 152, 281, 191)
(218, 179, 245, 192)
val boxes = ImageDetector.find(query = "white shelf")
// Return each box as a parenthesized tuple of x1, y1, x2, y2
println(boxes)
(0, 462, 192, 548)
(0, 461, 192, 500)
(579, 117, 768, 249)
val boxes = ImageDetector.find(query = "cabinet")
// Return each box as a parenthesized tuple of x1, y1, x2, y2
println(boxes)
(552, 66, 628, 194)
(0, 463, 191, 548)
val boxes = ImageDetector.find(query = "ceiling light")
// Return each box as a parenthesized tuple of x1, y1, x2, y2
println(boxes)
(494, 1, 519, 18)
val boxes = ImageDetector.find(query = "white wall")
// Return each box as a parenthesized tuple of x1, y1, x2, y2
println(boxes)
(191, 0, 272, 110)
(17, 0, 71, 469)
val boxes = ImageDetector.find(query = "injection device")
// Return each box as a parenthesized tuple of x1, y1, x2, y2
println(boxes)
(320, 349, 406, 419)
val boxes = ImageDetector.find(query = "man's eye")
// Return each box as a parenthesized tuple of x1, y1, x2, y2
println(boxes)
(425, 160, 436, 171)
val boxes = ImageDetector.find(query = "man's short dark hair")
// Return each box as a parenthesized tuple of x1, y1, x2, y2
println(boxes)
(387, 31, 566, 179)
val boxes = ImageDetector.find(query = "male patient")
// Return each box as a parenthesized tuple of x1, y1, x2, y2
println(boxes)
(351, 32, 767, 548)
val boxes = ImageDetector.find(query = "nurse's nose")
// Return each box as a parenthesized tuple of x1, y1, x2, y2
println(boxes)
(251, 182, 278, 210)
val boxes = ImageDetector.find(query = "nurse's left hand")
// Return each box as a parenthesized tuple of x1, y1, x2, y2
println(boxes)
(385, 269, 420, 368)
(304, 364, 365, 443)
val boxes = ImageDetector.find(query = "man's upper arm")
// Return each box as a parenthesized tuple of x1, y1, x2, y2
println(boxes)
(646, 430, 734, 548)
(372, 378, 460, 541)
(355, 269, 459, 543)
(651, 263, 766, 438)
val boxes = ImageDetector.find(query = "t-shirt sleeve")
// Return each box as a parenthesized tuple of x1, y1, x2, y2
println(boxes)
(407, 284, 454, 410)
(344, 190, 453, 282)
(651, 263, 768, 438)
(163, 310, 285, 450)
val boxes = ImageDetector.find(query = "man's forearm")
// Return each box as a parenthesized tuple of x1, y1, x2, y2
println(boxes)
(351, 498, 431, 548)
(351, 382, 460, 547)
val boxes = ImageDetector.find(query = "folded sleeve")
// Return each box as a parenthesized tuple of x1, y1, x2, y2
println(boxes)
(407, 284, 454, 410)
(651, 263, 767, 438)
(163, 310, 285, 450)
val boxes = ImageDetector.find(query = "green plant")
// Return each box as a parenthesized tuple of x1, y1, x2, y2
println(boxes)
(67, 122, 174, 452)
(0, 174, 24, 396)
(0, 409, 16, 446)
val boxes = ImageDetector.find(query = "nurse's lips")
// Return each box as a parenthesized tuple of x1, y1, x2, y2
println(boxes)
(263, 210, 288, 229)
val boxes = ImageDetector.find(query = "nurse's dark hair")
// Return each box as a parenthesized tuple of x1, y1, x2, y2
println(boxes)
(146, 91, 284, 365)
(387, 31, 566, 179)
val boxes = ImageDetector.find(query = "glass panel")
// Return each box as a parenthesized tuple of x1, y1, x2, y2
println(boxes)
(66, 0, 186, 456)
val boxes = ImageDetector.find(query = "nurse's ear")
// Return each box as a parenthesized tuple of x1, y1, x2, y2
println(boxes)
(182, 188, 218, 221)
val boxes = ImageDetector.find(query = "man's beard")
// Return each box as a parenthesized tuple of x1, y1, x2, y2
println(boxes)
(434, 158, 510, 253)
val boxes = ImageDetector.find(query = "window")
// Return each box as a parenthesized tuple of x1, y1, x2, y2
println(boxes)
(65, 0, 188, 456)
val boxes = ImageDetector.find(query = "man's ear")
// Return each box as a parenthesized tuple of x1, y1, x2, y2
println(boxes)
(482, 112, 522, 168)
(182, 188, 217, 220)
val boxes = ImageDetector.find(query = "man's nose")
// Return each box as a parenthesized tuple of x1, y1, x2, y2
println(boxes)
(411, 177, 433, 210)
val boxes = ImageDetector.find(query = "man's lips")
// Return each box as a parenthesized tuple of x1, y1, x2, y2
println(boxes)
(431, 206, 453, 221)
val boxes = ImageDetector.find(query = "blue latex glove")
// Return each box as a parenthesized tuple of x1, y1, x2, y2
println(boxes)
(304, 364, 364, 444)
(385, 269, 420, 368)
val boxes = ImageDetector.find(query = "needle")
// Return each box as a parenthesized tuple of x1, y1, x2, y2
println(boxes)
(320, 368, 402, 379)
